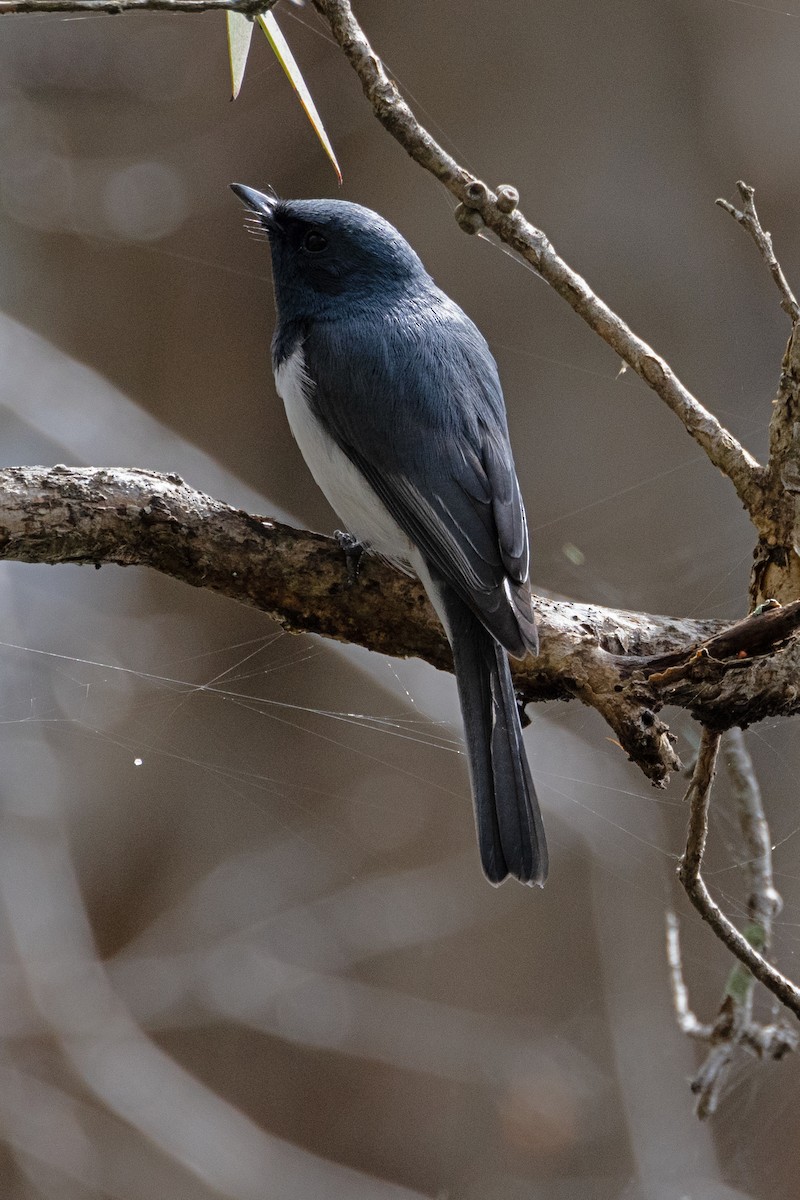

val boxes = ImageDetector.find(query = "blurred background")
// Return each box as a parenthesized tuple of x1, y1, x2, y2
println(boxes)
(0, 0, 797, 1196)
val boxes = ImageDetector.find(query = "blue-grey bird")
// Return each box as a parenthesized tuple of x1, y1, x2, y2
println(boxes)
(231, 184, 547, 886)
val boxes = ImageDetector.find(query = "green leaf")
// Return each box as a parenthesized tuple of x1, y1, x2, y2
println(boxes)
(226, 11, 254, 101)
(256, 10, 342, 184)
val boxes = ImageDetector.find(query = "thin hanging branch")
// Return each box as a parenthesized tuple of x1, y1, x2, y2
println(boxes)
(668, 730, 797, 1118)
(677, 727, 800, 1021)
(716, 182, 800, 603)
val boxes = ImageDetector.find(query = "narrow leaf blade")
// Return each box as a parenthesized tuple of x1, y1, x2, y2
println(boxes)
(227, 11, 254, 101)
(257, 11, 342, 183)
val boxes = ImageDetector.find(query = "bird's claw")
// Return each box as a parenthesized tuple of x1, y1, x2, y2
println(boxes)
(515, 691, 531, 729)
(335, 530, 365, 585)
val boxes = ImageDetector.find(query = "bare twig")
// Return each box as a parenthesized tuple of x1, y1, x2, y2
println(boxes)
(311, 0, 764, 516)
(669, 732, 797, 1117)
(677, 727, 800, 1023)
(0, 0, 273, 12)
(680, 727, 723, 885)
(666, 912, 713, 1040)
(713, 182, 800, 602)
(0, 0, 763, 513)
(725, 728, 782, 933)
(716, 181, 800, 323)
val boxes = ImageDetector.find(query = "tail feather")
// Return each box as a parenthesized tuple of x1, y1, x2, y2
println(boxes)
(429, 572, 548, 886)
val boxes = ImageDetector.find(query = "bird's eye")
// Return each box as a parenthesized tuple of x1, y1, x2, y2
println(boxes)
(303, 229, 328, 253)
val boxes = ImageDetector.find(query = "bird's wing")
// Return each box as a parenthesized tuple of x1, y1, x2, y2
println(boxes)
(301, 293, 537, 657)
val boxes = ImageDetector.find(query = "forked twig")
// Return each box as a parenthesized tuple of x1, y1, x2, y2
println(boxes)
(677, 727, 800, 1015)
(717, 181, 800, 323)
(671, 729, 798, 1116)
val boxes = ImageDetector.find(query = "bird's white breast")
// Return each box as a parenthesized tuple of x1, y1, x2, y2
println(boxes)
(274, 346, 412, 565)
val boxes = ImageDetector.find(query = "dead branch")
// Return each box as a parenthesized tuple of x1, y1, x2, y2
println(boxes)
(668, 732, 797, 1118)
(716, 181, 800, 323)
(716, 182, 800, 604)
(677, 727, 800, 1022)
(2, 467, 800, 790)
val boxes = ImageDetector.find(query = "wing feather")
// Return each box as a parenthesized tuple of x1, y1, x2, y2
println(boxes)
(301, 290, 538, 656)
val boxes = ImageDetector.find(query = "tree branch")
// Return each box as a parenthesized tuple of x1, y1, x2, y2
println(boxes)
(716, 181, 800, 323)
(677, 727, 800, 1023)
(666, 912, 713, 1042)
(311, 0, 764, 517)
(0, 468, 712, 682)
(613, 599, 800, 734)
(2, 466, 800, 791)
(668, 732, 796, 1118)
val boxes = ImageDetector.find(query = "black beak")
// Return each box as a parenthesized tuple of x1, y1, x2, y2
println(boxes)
(230, 183, 278, 224)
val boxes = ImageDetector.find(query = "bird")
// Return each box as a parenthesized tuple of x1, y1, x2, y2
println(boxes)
(231, 184, 547, 886)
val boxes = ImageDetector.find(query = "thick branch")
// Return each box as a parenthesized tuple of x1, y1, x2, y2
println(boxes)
(614, 598, 800, 734)
(668, 907, 796, 1118)
(0, 467, 712, 677)
(3, 467, 800, 789)
(311, 0, 763, 516)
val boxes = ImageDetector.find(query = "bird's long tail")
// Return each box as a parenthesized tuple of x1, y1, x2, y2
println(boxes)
(428, 574, 548, 886)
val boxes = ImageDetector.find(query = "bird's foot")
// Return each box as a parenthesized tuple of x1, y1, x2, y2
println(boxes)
(515, 690, 531, 729)
(335, 530, 365, 586)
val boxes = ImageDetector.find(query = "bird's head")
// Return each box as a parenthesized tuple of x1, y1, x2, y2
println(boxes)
(231, 185, 430, 319)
